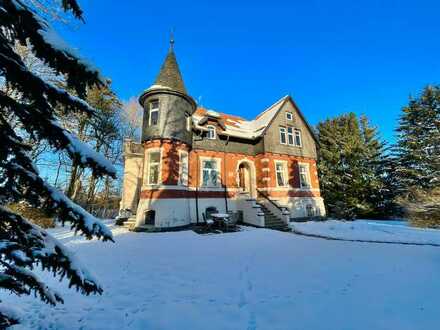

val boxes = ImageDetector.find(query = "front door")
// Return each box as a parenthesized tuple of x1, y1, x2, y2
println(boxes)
(238, 163, 251, 193)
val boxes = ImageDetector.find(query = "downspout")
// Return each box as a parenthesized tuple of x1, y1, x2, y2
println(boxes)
(195, 149, 199, 224)
(223, 135, 230, 212)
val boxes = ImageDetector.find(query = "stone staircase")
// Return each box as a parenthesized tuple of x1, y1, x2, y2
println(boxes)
(257, 202, 290, 231)
(122, 217, 136, 230)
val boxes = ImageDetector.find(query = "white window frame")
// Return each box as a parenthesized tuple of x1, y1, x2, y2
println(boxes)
(148, 100, 159, 126)
(206, 125, 216, 140)
(178, 150, 189, 186)
(286, 112, 293, 121)
(275, 160, 288, 187)
(299, 163, 311, 188)
(287, 127, 294, 145)
(186, 114, 192, 132)
(279, 127, 287, 145)
(200, 156, 221, 187)
(146, 148, 161, 185)
(294, 128, 302, 147)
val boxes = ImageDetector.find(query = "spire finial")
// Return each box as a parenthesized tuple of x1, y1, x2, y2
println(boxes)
(169, 28, 175, 50)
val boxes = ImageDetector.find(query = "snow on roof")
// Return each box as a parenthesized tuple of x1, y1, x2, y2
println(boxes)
(193, 95, 289, 139)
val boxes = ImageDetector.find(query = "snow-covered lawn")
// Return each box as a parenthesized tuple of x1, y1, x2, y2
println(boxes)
(291, 219, 440, 245)
(5, 220, 440, 330)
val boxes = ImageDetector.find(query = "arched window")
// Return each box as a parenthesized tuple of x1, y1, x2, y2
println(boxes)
(206, 125, 216, 139)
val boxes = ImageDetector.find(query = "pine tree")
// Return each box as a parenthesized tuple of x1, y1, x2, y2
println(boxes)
(0, 0, 116, 326)
(317, 113, 394, 219)
(394, 85, 440, 192)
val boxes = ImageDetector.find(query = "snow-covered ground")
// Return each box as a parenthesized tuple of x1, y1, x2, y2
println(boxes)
(291, 219, 440, 245)
(4, 220, 440, 330)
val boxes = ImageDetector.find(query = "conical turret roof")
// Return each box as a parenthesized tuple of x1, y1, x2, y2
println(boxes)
(153, 45, 187, 94)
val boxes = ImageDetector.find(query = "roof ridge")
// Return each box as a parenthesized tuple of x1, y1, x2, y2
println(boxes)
(254, 95, 289, 120)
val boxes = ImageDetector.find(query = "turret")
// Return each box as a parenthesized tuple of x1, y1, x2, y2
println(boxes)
(139, 39, 196, 146)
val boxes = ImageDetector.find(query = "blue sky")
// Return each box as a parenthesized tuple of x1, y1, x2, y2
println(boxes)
(57, 0, 439, 143)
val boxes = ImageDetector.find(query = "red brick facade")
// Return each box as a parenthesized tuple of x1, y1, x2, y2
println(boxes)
(140, 139, 321, 200)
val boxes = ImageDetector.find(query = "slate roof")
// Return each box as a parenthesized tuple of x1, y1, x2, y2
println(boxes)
(151, 46, 187, 94)
(192, 95, 289, 140)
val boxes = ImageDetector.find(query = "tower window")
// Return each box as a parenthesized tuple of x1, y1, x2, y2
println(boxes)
(179, 151, 189, 186)
(186, 114, 192, 132)
(149, 100, 159, 126)
(147, 151, 161, 185)
(206, 125, 216, 139)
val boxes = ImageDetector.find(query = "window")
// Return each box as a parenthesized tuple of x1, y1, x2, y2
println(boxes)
(279, 127, 286, 144)
(286, 112, 293, 121)
(294, 129, 302, 146)
(149, 100, 159, 126)
(147, 151, 161, 185)
(299, 164, 310, 188)
(186, 114, 192, 132)
(202, 159, 220, 187)
(275, 161, 287, 187)
(287, 127, 294, 145)
(179, 151, 189, 186)
(306, 204, 314, 217)
(206, 125, 216, 139)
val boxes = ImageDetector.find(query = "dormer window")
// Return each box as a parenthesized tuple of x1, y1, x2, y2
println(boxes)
(206, 125, 216, 139)
(149, 100, 159, 126)
(286, 112, 293, 121)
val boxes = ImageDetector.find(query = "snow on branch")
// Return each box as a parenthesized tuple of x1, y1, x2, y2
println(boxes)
(51, 119, 117, 177)
(0, 92, 117, 178)
(1, 206, 104, 296)
(2, 0, 104, 87)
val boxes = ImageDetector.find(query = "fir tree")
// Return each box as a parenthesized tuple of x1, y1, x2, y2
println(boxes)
(394, 85, 440, 192)
(317, 113, 394, 219)
(0, 0, 116, 326)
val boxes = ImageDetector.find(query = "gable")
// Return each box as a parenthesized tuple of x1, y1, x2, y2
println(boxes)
(262, 98, 318, 159)
(191, 96, 318, 159)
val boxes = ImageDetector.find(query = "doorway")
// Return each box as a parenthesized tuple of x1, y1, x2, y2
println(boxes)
(237, 161, 255, 197)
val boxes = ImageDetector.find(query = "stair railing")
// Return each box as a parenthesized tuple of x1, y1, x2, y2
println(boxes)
(256, 189, 291, 224)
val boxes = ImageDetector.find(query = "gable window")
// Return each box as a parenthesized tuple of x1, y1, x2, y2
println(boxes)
(299, 164, 310, 188)
(287, 127, 294, 145)
(147, 151, 161, 185)
(201, 159, 220, 187)
(206, 125, 216, 139)
(178, 151, 189, 186)
(186, 114, 192, 132)
(294, 129, 302, 147)
(275, 161, 287, 187)
(149, 100, 159, 126)
(286, 112, 293, 121)
(279, 127, 286, 144)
